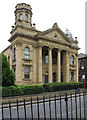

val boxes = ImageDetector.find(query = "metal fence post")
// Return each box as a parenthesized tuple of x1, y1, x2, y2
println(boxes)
(37, 97, 40, 120)
(43, 96, 46, 120)
(24, 99, 27, 119)
(9, 101, 12, 120)
(60, 93, 62, 120)
(16, 99, 19, 120)
(54, 94, 57, 120)
(30, 98, 33, 120)
(65, 93, 68, 120)
(49, 95, 51, 120)
(75, 91, 77, 119)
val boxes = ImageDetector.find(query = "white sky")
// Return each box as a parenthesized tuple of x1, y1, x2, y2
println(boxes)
(0, 0, 86, 53)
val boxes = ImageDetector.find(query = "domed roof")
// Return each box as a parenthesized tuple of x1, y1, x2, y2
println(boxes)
(65, 28, 72, 38)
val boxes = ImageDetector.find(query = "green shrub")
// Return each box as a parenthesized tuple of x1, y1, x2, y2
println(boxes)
(43, 82, 83, 92)
(1, 53, 15, 87)
(2, 85, 43, 97)
(2, 82, 84, 97)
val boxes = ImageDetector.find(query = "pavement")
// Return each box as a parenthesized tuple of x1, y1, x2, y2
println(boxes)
(1, 89, 84, 104)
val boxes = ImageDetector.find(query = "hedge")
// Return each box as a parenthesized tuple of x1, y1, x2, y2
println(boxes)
(2, 82, 84, 97)
(43, 82, 84, 92)
(2, 85, 43, 97)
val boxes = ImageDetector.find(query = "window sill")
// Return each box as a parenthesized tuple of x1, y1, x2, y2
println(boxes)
(23, 58, 32, 61)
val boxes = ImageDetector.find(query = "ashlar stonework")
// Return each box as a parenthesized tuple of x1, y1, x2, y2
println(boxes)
(3, 3, 79, 85)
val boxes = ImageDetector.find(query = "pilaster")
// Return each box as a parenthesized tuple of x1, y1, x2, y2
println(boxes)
(16, 43, 22, 82)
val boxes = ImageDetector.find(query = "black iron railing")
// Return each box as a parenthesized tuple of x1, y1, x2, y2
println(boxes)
(1, 90, 87, 119)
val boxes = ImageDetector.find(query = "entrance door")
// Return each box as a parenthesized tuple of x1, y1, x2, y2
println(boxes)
(45, 75, 48, 83)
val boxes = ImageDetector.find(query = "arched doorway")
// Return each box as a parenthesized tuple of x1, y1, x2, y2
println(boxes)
(53, 72, 56, 83)
(45, 74, 48, 83)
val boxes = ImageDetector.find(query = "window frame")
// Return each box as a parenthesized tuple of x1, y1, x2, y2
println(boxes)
(71, 72, 74, 81)
(24, 47, 30, 59)
(24, 67, 30, 80)
(19, 14, 22, 20)
(45, 55, 49, 64)
(14, 48, 16, 60)
(25, 14, 28, 21)
(71, 55, 74, 65)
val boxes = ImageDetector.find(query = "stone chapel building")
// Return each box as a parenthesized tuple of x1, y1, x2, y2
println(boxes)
(3, 3, 79, 85)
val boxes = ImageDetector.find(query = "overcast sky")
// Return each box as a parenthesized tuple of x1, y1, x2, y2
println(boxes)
(0, 0, 86, 53)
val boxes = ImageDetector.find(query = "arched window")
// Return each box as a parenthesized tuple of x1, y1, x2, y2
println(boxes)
(19, 14, 22, 20)
(24, 67, 30, 80)
(45, 55, 48, 64)
(24, 47, 29, 59)
(25, 14, 28, 21)
(71, 55, 74, 65)
(71, 72, 74, 81)
(14, 48, 16, 60)
(53, 72, 56, 83)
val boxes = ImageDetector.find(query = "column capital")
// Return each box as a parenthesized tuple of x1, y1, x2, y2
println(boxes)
(57, 48, 62, 51)
(32, 44, 38, 48)
(49, 46, 53, 49)
(37, 44, 43, 48)
(66, 49, 70, 54)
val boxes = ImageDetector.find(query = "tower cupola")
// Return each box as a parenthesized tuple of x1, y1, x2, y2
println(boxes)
(14, 3, 32, 27)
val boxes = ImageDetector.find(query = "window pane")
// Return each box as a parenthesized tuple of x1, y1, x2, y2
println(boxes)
(71, 72, 74, 80)
(24, 47, 29, 59)
(14, 48, 16, 59)
(45, 55, 48, 64)
(71, 56, 74, 65)
(19, 14, 22, 20)
(24, 67, 29, 79)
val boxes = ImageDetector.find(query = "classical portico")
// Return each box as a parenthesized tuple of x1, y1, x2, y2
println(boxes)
(3, 3, 79, 85)
(33, 45, 72, 84)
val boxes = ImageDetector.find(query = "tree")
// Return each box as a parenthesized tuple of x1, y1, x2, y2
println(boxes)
(2, 53, 15, 87)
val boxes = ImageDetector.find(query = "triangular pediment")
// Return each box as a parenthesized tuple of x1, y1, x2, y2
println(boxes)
(37, 23, 71, 44)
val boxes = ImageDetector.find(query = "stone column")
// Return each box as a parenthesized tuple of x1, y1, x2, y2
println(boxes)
(76, 54, 78, 82)
(48, 47, 52, 83)
(65, 51, 69, 82)
(38, 46, 42, 84)
(57, 49, 61, 83)
(33, 45, 37, 84)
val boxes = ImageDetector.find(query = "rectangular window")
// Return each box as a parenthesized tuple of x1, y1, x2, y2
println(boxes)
(14, 48, 16, 60)
(24, 67, 29, 80)
(71, 72, 74, 81)
(19, 14, 22, 20)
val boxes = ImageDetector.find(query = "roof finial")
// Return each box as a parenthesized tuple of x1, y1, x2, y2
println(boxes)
(53, 23, 58, 28)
